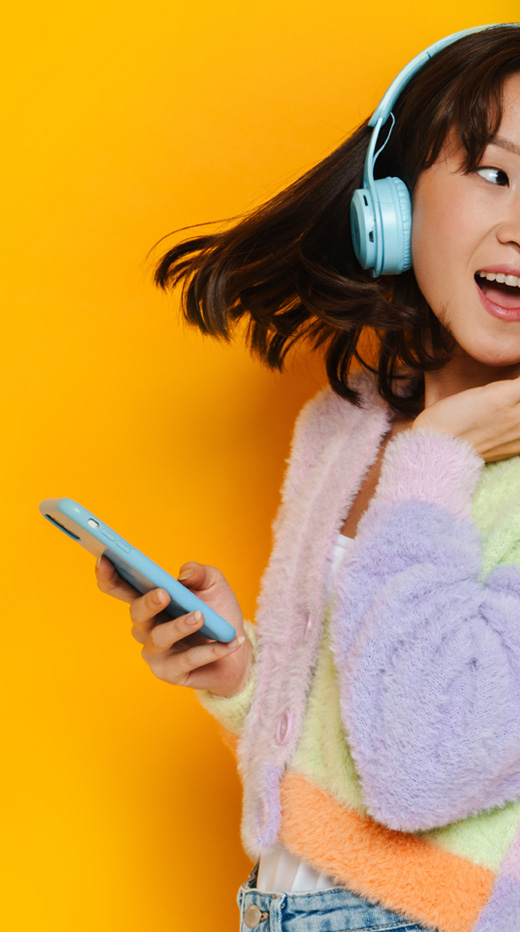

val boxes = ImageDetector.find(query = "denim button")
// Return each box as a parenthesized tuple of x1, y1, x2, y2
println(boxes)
(244, 903, 263, 928)
(275, 711, 292, 744)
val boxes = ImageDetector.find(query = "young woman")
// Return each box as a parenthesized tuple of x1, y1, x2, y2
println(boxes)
(96, 24, 520, 932)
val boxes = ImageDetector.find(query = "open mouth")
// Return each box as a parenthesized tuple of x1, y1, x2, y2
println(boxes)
(475, 271, 520, 310)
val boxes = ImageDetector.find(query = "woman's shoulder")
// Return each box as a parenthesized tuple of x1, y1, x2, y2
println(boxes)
(280, 369, 386, 503)
(294, 366, 420, 426)
(294, 368, 382, 429)
(289, 371, 373, 453)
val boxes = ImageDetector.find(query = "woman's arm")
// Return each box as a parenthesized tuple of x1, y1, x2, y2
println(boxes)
(332, 428, 520, 832)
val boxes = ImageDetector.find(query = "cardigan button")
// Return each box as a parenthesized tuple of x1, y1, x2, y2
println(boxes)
(275, 711, 292, 745)
(303, 612, 313, 639)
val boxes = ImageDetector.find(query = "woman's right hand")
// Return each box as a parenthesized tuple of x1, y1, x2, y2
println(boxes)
(411, 376, 520, 463)
(95, 555, 253, 698)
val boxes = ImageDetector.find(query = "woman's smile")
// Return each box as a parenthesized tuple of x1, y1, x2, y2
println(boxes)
(475, 267, 520, 317)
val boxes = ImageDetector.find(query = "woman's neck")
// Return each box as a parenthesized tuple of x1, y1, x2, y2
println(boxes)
(423, 353, 520, 409)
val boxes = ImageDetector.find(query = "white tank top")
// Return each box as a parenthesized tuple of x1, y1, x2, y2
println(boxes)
(256, 533, 355, 893)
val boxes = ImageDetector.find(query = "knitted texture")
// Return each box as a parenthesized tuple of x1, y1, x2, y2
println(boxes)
(196, 621, 258, 733)
(195, 373, 520, 932)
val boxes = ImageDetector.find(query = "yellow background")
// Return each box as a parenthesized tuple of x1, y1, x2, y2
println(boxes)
(2, 2, 517, 929)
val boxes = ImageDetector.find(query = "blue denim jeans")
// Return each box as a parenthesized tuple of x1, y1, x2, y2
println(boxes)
(237, 862, 437, 931)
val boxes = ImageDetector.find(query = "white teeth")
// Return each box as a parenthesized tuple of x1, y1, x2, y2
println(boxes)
(478, 271, 520, 287)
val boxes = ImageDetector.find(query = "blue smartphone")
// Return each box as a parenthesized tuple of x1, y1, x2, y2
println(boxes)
(38, 497, 236, 643)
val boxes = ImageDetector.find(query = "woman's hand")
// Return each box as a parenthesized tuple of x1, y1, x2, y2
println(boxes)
(95, 556, 253, 698)
(411, 377, 520, 462)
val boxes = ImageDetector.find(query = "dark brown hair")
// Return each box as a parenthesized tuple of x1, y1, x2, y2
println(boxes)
(151, 26, 520, 416)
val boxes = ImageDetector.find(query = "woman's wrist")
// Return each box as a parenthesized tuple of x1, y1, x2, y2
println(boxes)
(410, 411, 443, 434)
(195, 624, 258, 734)
(206, 629, 255, 699)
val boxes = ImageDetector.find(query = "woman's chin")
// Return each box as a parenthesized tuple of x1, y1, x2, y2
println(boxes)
(462, 351, 520, 375)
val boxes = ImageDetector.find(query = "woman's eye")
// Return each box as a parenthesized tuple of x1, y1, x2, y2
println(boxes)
(476, 166, 509, 186)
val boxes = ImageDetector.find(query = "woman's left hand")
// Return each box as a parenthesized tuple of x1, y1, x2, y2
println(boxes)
(412, 376, 520, 462)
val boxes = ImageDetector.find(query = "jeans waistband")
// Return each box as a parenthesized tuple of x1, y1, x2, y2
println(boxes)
(236, 862, 433, 931)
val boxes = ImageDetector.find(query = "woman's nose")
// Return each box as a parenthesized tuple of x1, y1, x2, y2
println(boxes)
(496, 192, 520, 249)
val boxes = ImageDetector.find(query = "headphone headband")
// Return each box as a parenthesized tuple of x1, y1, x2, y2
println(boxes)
(368, 25, 503, 128)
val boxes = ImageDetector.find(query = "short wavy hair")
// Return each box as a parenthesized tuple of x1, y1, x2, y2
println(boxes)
(151, 26, 520, 417)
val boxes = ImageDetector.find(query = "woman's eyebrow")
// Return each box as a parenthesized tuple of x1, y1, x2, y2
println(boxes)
(490, 135, 520, 157)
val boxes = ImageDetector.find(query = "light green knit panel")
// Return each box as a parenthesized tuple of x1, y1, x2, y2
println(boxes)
(472, 456, 520, 578)
(195, 621, 258, 736)
(292, 603, 364, 812)
(420, 800, 520, 872)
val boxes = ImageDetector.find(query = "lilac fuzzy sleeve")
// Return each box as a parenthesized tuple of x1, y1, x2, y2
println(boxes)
(331, 429, 520, 832)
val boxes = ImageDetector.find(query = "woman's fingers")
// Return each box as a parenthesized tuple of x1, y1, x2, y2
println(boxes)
(95, 553, 140, 602)
(176, 560, 245, 630)
(95, 555, 176, 628)
(145, 610, 202, 650)
(133, 603, 202, 648)
(412, 377, 520, 462)
(130, 585, 170, 625)
(94, 552, 249, 696)
(177, 560, 223, 592)
(143, 630, 245, 687)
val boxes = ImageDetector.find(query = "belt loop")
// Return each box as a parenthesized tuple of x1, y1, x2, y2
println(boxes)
(267, 893, 285, 932)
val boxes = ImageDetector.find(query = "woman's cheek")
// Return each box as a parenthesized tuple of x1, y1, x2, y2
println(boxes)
(411, 218, 440, 307)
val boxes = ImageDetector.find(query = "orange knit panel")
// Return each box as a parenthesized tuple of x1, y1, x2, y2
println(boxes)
(279, 770, 495, 932)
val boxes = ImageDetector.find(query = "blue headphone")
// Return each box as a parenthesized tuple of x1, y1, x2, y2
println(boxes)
(350, 23, 520, 278)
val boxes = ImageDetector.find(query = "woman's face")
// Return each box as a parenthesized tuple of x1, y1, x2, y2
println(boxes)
(411, 72, 520, 371)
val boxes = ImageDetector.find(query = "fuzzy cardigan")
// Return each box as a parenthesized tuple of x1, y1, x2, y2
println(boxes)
(197, 371, 520, 932)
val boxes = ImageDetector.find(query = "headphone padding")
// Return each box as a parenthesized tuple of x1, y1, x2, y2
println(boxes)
(373, 176, 412, 275)
(392, 176, 412, 272)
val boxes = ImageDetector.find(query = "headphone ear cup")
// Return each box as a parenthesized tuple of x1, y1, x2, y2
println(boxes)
(350, 187, 377, 271)
(373, 176, 412, 275)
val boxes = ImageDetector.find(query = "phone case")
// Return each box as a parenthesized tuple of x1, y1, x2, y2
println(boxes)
(38, 498, 236, 642)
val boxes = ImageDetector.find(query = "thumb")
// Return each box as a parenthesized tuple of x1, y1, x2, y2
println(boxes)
(177, 561, 222, 591)
(178, 560, 201, 583)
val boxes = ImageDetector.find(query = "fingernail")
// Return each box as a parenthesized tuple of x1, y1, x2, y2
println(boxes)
(187, 610, 202, 626)
(178, 569, 193, 581)
(96, 555, 103, 570)
(228, 635, 245, 649)
(155, 589, 165, 604)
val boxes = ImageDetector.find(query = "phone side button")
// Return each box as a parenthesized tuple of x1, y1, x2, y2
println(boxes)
(100, 528, 116, 541)
(115, 539, 131, 553)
